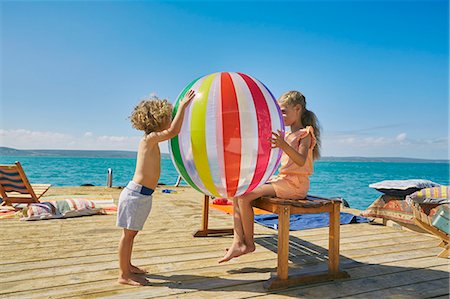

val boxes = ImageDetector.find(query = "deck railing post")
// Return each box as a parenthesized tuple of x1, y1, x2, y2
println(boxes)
(106, 168, 113, 187)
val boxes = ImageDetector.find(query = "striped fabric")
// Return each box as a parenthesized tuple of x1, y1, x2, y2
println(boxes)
(0, 168, 28, 193)
(407, 186, 450, 204)
(169, 72, 284, 198)
(24, 198, 105, 220)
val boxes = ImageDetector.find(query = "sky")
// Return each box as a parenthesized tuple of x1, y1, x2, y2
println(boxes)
(1, 0, 448, 159)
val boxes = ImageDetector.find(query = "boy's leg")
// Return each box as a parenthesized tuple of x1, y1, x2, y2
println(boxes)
(129, 241, 147, 274)
(118, 229, 148, 286)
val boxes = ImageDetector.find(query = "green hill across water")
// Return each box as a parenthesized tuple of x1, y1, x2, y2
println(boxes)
(1, 147, 447, 163)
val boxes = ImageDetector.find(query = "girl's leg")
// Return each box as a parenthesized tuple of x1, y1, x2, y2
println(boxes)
(232, 197, 245, 245)
(118, 229, 147, 286)
(219, 184, 276, 263)
(218, 198, 247, 263)
(238, 184, 276, 254)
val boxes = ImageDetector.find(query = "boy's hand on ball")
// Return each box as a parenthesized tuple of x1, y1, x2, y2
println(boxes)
(180, 90, 195, 108)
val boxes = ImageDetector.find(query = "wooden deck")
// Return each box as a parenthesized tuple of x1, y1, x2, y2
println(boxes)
(1, 187, 449, 298)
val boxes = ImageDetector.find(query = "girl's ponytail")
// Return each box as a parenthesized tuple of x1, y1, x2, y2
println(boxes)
(301, 108, 321, 160)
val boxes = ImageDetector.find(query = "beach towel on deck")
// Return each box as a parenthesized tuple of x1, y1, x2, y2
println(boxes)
(21, 197, 113, 220)
(254, 212, 370, 231)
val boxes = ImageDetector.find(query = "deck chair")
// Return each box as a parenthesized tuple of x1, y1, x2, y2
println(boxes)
(411, 202, 450, 258)
(0, 161, 51, 206)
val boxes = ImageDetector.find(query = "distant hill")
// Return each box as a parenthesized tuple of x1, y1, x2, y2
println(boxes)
(319, 156, 449, 164)
(0, 147, 139, 158)
(0, 147, 447, 163)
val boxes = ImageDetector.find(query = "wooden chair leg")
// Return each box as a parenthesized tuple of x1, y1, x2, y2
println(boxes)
(193, 195, 210, 237)
(193, 195, 233, 237)
(328, 202, 340, 273)
(437, 243, 450, 258)
(277, 205, 290, 280)
(201, 195, 210, 232)
(264, 200, 350, 290)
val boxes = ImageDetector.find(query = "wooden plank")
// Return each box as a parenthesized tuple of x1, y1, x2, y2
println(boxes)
(0, 220, 419, 240)
(165, 255, 449, 299)
(1, 186, 448, 299)
(1, 230, 431, 265)
(0, 226, 425, 251)
(0, 219, 396, 242)
(346, 278, 449, 298)
(0, 221, 406, 248)
(0, 235, 440, 291)
(253, 198, 333, 214)
(2, 240, 442, 298)
(0, 236, 432, 281)
(276, 264, 449, 298)
(0, 221, 436, 257)
(259, 196, 339, 207)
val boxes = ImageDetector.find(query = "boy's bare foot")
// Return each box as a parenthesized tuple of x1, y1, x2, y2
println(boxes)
(218, 243, 255, 263)
(130, 264, 148, 274)
(118, 274, 148, 286)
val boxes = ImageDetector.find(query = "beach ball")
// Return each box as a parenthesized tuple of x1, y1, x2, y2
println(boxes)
(169, 72, 284, 198)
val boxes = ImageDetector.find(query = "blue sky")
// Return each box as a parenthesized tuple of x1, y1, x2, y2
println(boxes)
(1, 0, 448, 159)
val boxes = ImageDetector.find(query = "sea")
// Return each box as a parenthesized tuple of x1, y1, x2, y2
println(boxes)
(1, 155, 448, 211)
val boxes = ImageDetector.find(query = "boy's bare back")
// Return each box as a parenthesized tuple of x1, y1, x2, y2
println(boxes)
(129, 90, 195, 190)
(133, 135, 161, 190)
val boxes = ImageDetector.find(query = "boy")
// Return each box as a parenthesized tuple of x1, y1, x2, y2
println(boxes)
(117, 90, 195, 286)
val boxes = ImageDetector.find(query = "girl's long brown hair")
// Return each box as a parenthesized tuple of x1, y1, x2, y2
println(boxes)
(278, 91, 321, 160)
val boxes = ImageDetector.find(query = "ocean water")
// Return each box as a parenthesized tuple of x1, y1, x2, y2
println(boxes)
(1, 156, 448, 210)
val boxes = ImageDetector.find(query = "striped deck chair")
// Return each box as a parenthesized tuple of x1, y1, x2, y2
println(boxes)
(0, 161, 51, 206)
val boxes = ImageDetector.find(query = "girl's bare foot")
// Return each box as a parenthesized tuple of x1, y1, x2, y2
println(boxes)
(130, 264, 147, 274)
(245, 243, 256, 254)
(219, 242, 255, 263)
(117, 274, 148, 286)
(224, 243, 255, 254)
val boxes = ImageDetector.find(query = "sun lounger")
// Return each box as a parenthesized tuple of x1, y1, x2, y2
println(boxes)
(0, 161, 51, 206)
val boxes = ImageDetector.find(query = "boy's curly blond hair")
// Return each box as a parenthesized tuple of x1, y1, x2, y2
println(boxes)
(129, 96, 173, 134)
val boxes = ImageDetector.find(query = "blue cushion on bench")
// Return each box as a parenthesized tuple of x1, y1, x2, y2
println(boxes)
(254, 212, 370, 231)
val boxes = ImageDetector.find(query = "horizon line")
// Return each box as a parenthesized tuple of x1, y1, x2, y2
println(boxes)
(1, 146, 448, 162)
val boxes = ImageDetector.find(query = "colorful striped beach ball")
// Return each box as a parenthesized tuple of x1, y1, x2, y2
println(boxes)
(169, 72, 284, 198)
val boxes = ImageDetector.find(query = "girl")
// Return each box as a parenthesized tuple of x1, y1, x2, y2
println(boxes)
(219, 90, 321, 263)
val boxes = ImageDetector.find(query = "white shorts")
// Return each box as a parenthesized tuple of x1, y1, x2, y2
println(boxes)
(116, 181, 153, 231)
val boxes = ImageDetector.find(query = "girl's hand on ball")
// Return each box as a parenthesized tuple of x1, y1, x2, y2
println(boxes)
(270, 130, 287, 149)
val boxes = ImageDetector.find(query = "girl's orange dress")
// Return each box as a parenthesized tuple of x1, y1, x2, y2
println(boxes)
(269, 126, 316, 199)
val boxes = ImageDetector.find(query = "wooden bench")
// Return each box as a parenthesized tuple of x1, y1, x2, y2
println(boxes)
(194, 195, 350, 290)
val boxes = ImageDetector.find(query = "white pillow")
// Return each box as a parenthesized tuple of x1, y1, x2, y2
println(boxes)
(369, 179, 440, 196)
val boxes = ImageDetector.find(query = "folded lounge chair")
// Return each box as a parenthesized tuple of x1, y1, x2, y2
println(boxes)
(411, 202, 450, 258)
(0, 161, 51, 206)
